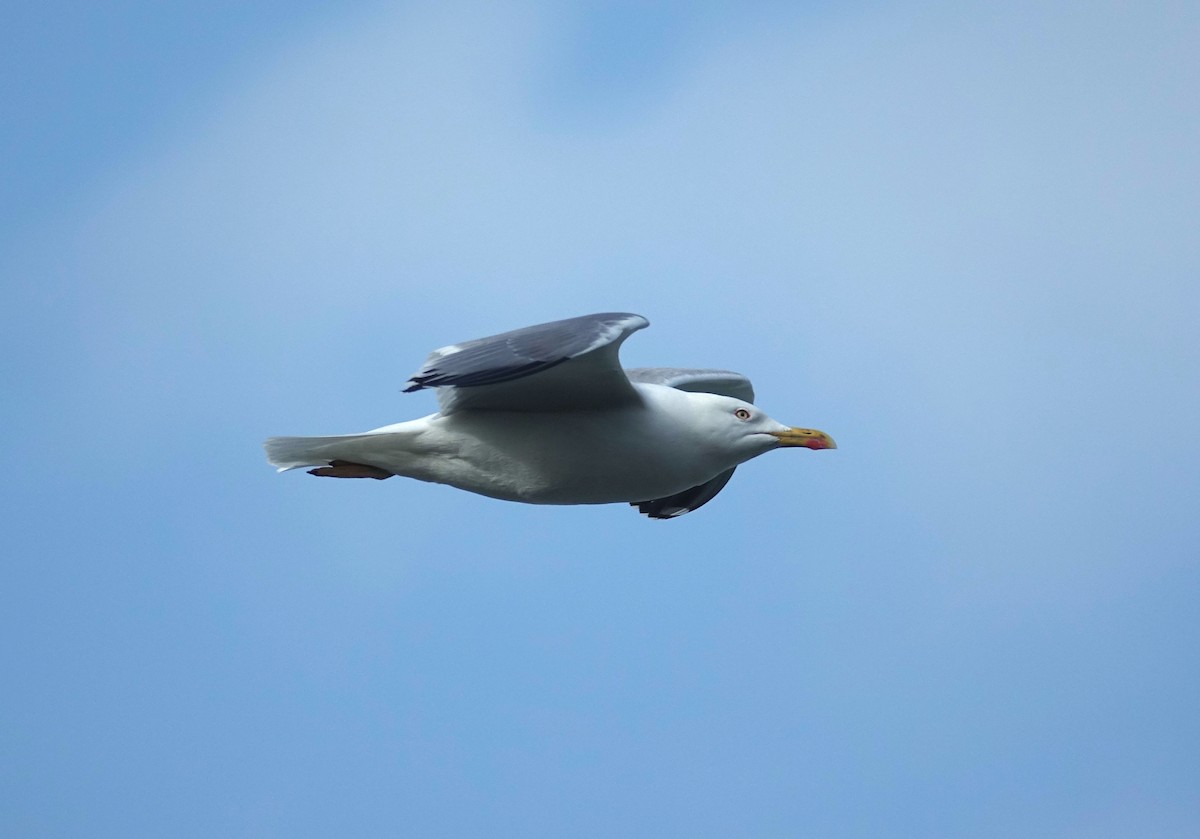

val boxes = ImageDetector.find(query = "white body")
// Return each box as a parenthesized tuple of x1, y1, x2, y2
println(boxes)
(266, 384, 786, 505)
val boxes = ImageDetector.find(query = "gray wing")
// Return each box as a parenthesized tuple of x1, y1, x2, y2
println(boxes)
(623, 368, 754, 519)
(631, 468, 736, 520)
(404, 312, 649, 413)
(624, 367, 755, 404)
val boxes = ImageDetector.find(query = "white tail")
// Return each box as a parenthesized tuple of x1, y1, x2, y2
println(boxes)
(264, 434, 379, 472)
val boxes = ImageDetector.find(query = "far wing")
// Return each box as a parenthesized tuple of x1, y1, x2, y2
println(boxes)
(404, 312, 649, 413)
(631, 468, 736, 520)
(624, 367, 755, 404)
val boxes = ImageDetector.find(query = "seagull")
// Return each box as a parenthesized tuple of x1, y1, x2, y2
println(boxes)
(264, 312, 835, 518)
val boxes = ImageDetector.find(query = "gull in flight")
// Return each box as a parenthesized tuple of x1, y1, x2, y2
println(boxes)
(265, 312, 835, 519)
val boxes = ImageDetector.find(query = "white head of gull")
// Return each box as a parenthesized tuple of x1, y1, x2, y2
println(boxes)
(265, 312, 835, 518)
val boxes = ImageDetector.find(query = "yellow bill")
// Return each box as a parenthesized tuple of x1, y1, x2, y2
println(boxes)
(770, 428, 837, 450)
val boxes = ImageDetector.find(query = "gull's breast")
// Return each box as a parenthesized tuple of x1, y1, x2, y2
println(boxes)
(431, 405, 725, 505)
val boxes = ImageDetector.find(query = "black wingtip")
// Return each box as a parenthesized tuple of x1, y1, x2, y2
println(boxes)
(631, 501, 689, 520)
(629, 468, 737, 520)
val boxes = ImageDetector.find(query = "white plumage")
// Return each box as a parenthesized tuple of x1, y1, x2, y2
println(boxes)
(265, 312, 834, 518)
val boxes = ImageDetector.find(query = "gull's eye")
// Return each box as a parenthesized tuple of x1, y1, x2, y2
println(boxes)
(734, 408, 752, 421)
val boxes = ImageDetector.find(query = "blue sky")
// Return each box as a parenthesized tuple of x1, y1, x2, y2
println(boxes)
(3, 1, 1198, 836)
